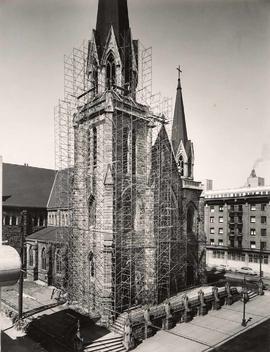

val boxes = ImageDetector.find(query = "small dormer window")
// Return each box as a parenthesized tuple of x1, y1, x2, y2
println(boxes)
(106, 53, 116, 90)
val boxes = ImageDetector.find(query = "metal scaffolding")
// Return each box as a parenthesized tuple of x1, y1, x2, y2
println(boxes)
(54, 36, 187, 322)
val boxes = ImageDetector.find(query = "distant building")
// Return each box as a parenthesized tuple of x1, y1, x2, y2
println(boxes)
(2, 163, 55, 250)
(201, 179, 213, 191)
(203, 169, 270, 275)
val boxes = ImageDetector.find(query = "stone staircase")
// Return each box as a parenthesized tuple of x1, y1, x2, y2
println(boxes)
(110, 312, 129, 335)
(84, 336, 126, 352)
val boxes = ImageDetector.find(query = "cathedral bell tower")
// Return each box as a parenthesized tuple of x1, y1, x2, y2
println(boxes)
(71, 0, 157, 323)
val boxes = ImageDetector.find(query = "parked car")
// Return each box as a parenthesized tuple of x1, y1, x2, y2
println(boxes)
(236, 267, 258, 276)
(215, 264, 226, 273)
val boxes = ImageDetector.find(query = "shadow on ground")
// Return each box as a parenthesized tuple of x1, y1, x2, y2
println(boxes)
(214, 318, 270, 352)
(25, 309, 110, 352)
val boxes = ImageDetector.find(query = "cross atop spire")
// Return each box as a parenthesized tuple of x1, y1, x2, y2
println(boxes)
(176, 65, 182, 89)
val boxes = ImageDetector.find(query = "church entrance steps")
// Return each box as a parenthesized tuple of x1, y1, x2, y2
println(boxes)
(84, 336, 126, 352)
(110, 312, 129, 335)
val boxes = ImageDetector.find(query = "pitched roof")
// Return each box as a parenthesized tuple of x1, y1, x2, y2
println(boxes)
(47, 169, 73, 210)
(171, 78, 188, 156)
(2, 163, 56, 208)
(27, 226, 69, 244)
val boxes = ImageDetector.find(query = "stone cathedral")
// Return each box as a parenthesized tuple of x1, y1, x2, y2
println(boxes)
(70, 0, 205, 324)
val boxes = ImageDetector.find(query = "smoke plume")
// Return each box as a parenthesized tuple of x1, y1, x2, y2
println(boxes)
(253, 144, 270, 169)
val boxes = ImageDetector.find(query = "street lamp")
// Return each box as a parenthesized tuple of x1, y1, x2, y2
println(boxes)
(241, 276, 249, 327)
(259, 241, 263, 279)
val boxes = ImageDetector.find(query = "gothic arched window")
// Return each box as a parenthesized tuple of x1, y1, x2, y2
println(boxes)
(41, 248, 46, 270)
(106, 53, 116, 90)
(93, 126, 97, 168)
(92, 58, 98, 94)
(29, 247, 34, 266)
(188, 157, 192, 177)
(55, 249, 62, 274)
(178, 154, 184, 176)
(88, 194, 96, 226)
(88, 251, 95, 277)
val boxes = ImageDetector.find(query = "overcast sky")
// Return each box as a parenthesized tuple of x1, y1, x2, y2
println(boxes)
(0, 0, 269, 189)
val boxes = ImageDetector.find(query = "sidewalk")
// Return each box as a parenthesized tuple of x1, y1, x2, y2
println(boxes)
(1, 280, 60, 314)
(135, 293, 270, 352)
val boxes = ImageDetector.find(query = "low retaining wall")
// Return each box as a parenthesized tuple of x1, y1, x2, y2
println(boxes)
(120, 285, 241, 350)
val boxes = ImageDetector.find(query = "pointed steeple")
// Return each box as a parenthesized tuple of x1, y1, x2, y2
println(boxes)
(171, 67, 188, 156)
(95, 0, 130, 60)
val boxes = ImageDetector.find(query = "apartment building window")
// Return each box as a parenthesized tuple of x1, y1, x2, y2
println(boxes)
(229, 205, 234, 211)
(250, 241, 256, 249)
(219, 205, 224, 212)
(261, 204, 266, 211)
(238, 205, 243, 211)
(263, 255, 269, 264)
(250, 216, 256, 223)
(261, 242, 267, 250)
(219, 216, 223, 223)
(213, 250, 225, 259)
(210, 205, 215, 213)
(250, 229, 256, 236)
(253, 254, 260, 263)
(210, 228, 215, 234)
(250, 204, 256, 211)
(218, 239, 223, 246)
(228, 252, 245, 262)
(210, 217, 214, 223)
(261, 228, 267, 236)
(218, 228, 223, 234)
(210, 239, 215, 246)
(261, 216, 267, 224)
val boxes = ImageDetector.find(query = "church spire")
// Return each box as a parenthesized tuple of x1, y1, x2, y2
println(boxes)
(95, 0, 130, 60)
(171, 66, 188, 156)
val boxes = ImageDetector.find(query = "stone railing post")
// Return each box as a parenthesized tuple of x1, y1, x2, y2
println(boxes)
(143, 306, 151, 339)
(198, 289, 207, 315)
(183, 294, 192, 322)
(225, 281, 233, 305)
(162, 300, 173, 330)
(258, 278, 264, 296)
(123, 317, 135, 351)
(212, 287, 221, 310)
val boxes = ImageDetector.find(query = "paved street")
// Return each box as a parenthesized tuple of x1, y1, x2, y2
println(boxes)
(135, 293, 270, 352)
(214, 318, 270, 352)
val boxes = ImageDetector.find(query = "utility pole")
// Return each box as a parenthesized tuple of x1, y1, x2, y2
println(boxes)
(18, 210, 27, 319)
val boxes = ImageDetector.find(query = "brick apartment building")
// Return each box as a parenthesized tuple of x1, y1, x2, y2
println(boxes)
(204, 169, 270, 276)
